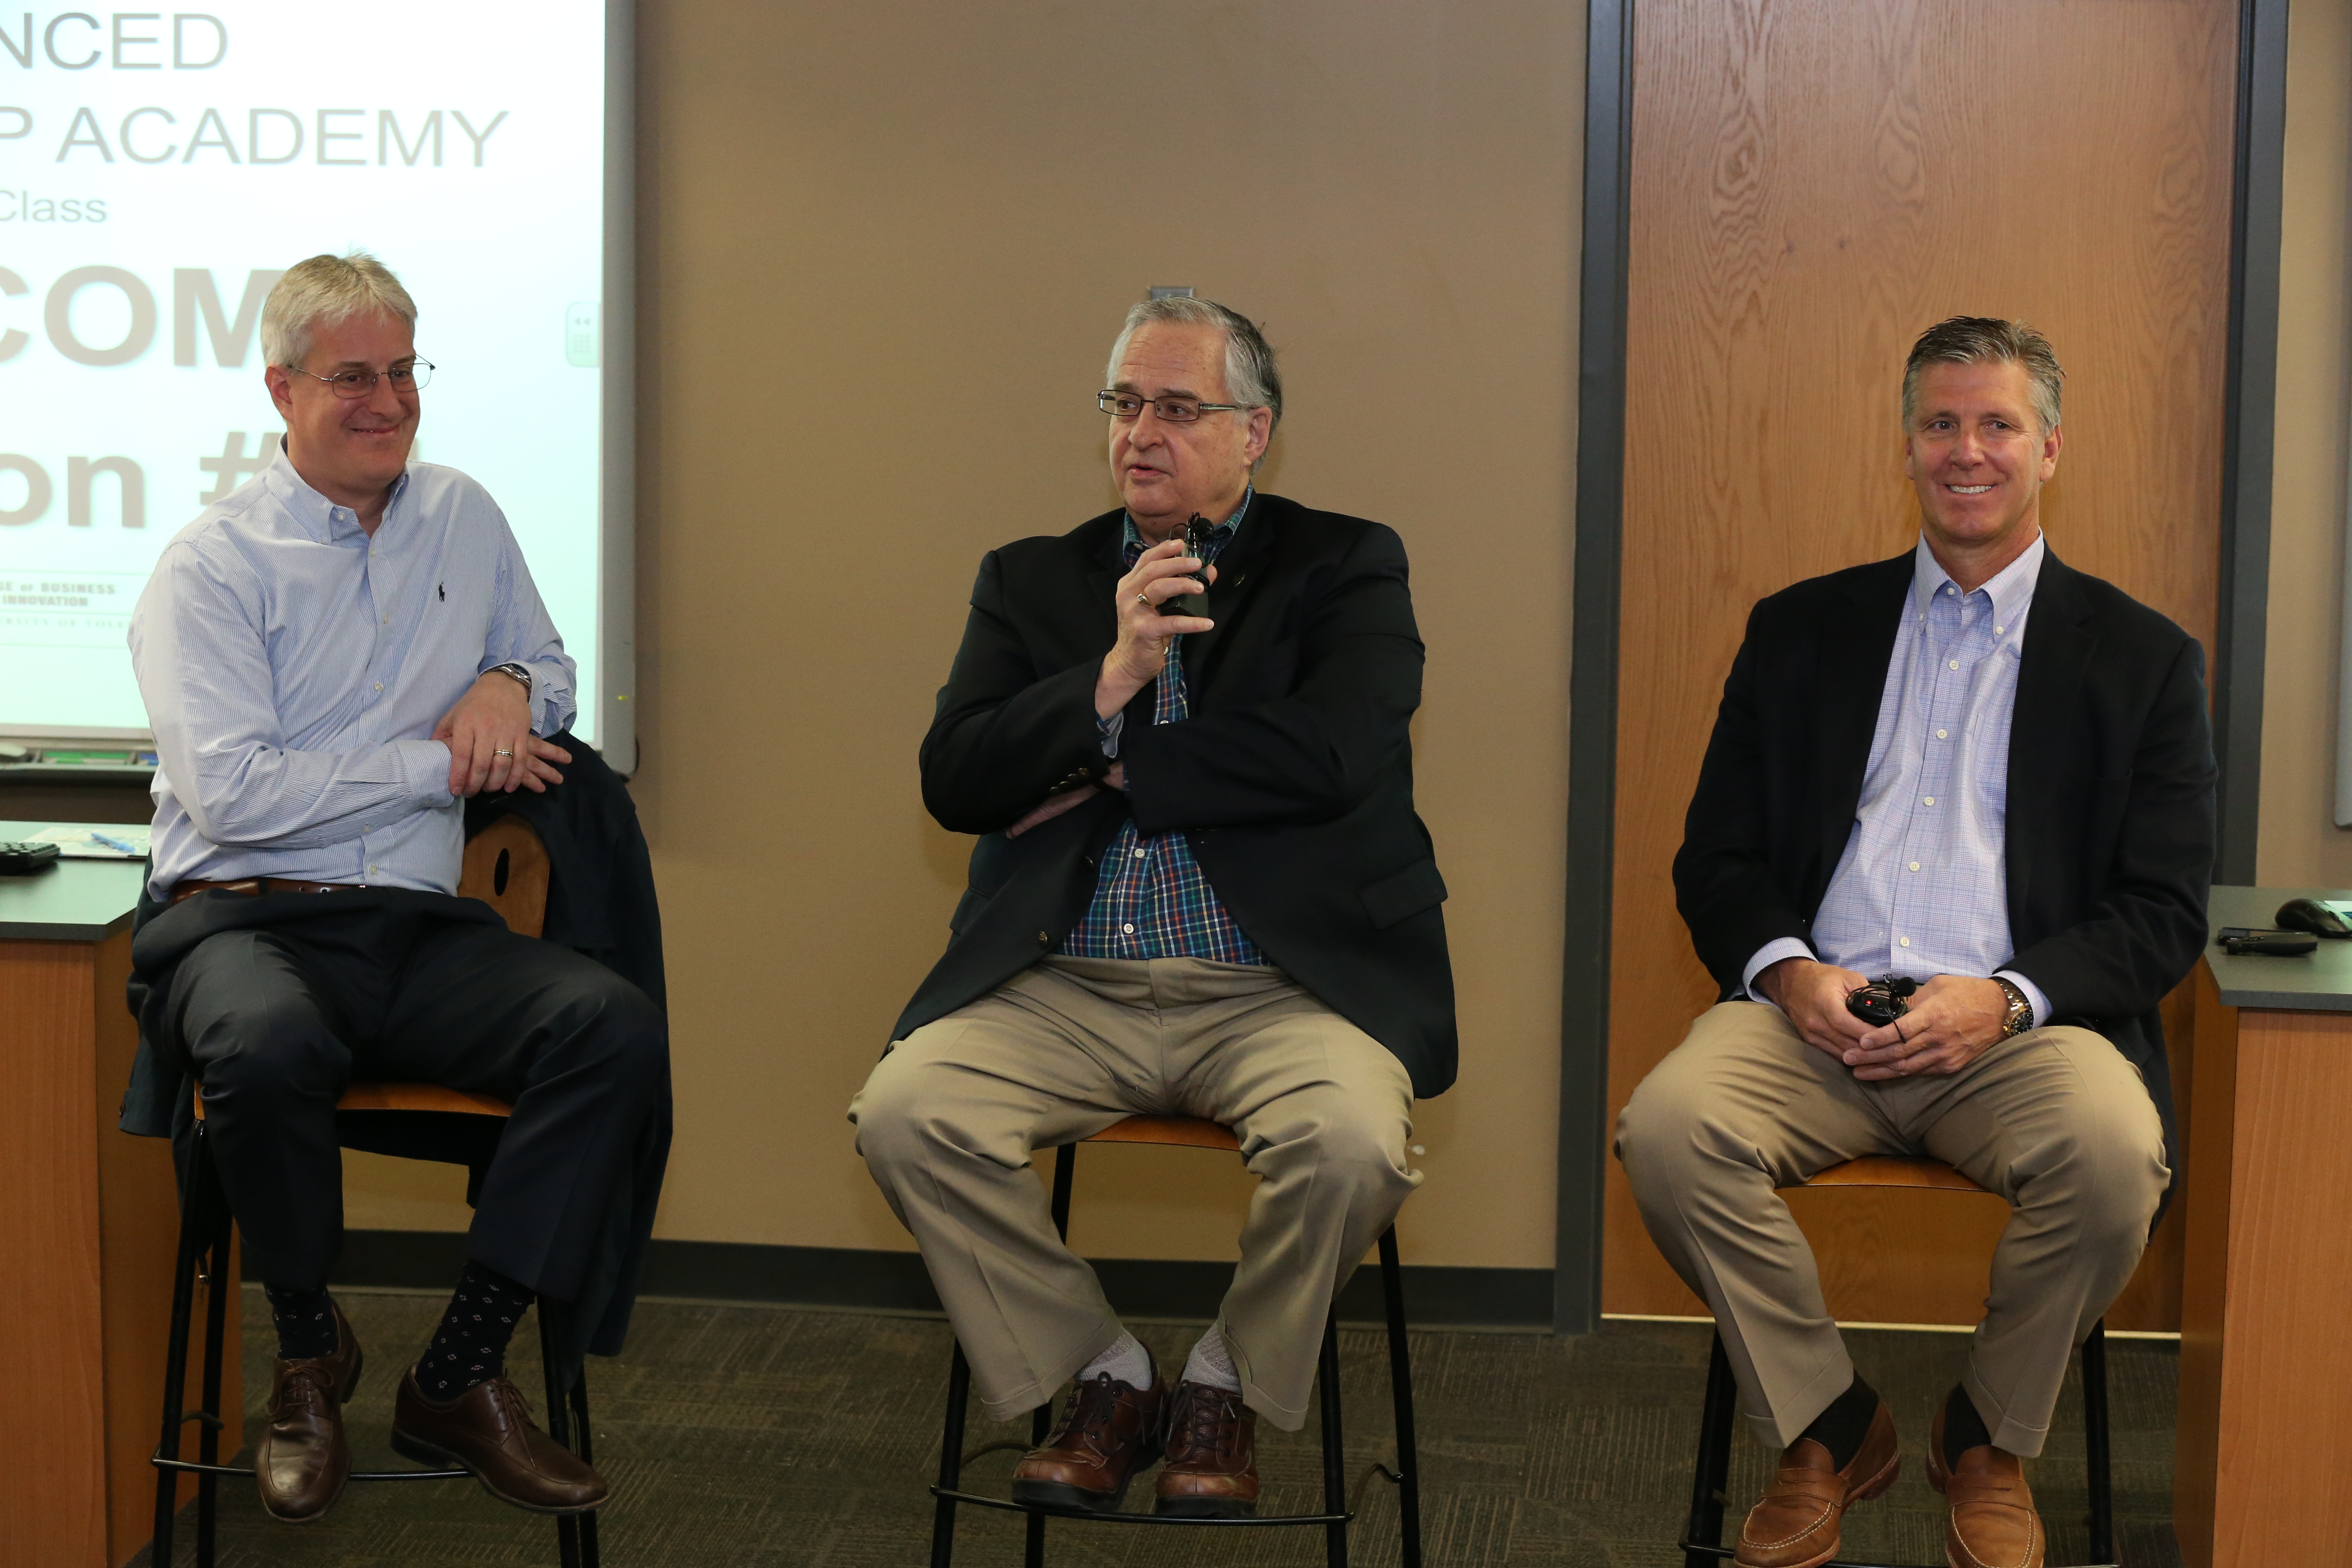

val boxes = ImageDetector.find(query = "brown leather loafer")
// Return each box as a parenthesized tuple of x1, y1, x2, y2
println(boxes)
(1155, 1379, 1259, 1518)
(1010, 1370, 1166, 1513)
(1927, 1406, 2045, 1568)
(1735, 1399, 1899, 1568)
(390, 1367, 608, 1514)
(256, 1302, 364, 1524)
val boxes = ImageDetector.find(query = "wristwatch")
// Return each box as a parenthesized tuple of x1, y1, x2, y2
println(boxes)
(1993, 976, 2036, 1039)
(487, 662, 533, 698)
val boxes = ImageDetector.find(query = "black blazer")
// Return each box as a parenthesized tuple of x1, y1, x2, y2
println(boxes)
(1673, 549, 2215, 1149)
(893, 493, 1457, 1098)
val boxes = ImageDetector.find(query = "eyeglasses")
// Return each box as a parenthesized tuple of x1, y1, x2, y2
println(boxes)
(288, 357, 435, 398)
(1098, 390, 1247, 423)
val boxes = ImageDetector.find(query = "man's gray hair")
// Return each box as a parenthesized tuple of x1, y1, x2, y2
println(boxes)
(1901, 316, 2063, 433)
(1105, 295, 1283, 428)
(261, 251, 417, 369)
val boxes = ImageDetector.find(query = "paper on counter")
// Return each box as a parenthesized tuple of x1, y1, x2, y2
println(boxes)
(26, 824, 151, 860)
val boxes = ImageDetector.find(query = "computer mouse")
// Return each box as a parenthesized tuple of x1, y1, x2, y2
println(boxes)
(2274, 897, 2352, 937)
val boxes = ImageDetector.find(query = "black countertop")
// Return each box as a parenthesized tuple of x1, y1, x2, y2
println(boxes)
(0, 819, 146, 941)
(2208, 885, 2352, 1012)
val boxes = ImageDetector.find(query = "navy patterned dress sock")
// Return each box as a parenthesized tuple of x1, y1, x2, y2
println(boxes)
(263, 1284, 338, 1360)
(415, 1261, 536, 1399)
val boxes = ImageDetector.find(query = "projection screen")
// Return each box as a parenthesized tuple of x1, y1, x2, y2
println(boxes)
(0, 3, 635, 761)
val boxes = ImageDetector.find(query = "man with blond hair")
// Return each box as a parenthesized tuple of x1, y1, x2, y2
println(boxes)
(1617, 318, 2213, 1568)
(852, 295, 1453, 1518)
(125, 251, 666, 1524)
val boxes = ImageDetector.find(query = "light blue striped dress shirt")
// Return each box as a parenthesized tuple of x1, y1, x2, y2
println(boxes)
(128, 439, 575, 902)
(1744, 534, 2054, 1025)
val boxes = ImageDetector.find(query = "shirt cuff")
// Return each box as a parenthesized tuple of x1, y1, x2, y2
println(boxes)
(1994, 969, 2053, 1030)
(1098, 712, 1124, 758)
(1743, 937, 1817, 1006)
(394, 737, 458, 807)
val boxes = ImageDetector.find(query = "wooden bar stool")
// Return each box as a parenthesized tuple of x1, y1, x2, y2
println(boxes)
(927, 1114, 1424, 1568)
(149, 818, 602, 1567)
(1675, 1156, 2115, 1568)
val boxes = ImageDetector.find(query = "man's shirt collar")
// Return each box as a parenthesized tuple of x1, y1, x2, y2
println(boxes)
(1121, 485, 1252, 562)
(1911, 529, 2044, 638)
(261, 434, 412, 547)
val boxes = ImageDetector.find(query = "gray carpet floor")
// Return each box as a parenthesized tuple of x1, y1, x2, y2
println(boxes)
(136, 1286, 2181, 1567)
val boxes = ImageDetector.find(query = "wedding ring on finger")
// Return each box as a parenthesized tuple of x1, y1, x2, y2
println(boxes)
(1135, 592, 1151, 606)
(493, 749, 515, 758)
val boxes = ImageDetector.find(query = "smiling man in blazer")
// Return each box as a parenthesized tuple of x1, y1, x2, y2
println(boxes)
(1616, 318, 2213, 1568)
(851, 294, 1451, 1519)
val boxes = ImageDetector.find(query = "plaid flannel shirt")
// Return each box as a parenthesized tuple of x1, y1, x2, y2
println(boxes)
(1060, 493, 1267, 965)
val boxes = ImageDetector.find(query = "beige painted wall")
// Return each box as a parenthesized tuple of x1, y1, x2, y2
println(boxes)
(2259, 0, 2352, 887)
(346, 2, 1583, 1270)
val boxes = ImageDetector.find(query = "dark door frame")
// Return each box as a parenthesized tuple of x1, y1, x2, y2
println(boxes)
(1553, 0, 2290, 1335)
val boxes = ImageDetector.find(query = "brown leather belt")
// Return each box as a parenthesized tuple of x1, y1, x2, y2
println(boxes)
(169, 877, 368, 906)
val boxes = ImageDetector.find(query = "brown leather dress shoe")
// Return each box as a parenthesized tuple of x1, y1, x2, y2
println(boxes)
(390, 1367, 608, 1514)
(1927, 1406, 2045, 1568)
(256, 1302, 364, 1524)
(1155, 1380, 1259, 1518)
(1010, 1371, 1166, 1513)
(1735, 1400, 1899, 1568)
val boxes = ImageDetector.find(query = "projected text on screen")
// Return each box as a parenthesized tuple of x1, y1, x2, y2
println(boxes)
(0, 6, 611, 744)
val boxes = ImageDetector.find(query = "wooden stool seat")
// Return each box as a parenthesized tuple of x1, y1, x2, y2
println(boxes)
(333, 1083, 514, 1117)
(1786, 1155, 1990, 1196)
(1080, 1114, 1240, 1152)
(192, 1082, 516, 1121)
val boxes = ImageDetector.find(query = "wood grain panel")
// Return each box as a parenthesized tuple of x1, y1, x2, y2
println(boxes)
(0, 940, 109, 1565)
(0, 931, 239, 1566)
(2176, 980, 2352, 1568)
(1608, 0, 2237, 1322)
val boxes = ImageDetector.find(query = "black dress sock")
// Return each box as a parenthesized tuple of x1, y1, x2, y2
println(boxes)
(1793, 1372, 1880, 1470)
(416, 1260, 535, 1399)
(1942, 1383, 1994, 1465)
(264, 1284, 338, 1360)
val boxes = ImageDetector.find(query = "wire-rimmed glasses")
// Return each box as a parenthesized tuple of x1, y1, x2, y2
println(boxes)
(1098, 389, 1246, 423)
(288, 357, 436, 398)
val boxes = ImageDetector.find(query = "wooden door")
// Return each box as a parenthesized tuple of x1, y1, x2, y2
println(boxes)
(1606, 0, 2238, 1324)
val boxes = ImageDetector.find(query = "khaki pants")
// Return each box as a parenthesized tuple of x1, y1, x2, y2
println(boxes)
(850, 956, 1421, 1431)
(1616, 1001, 2168, 1456)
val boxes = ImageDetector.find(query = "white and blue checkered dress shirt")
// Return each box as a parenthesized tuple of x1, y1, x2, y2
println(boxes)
(1743, 533, 2054, 1025)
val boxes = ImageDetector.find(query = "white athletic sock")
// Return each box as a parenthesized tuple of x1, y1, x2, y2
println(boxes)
(1181, 1324, 1242, 1392)
(1078, 1330, 1153, 1390)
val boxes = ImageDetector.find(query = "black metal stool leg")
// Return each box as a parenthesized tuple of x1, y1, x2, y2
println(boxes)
(1020, 1143, 1078, 1568)
(1048, 1142, 1076, 1241)
(539, 1302, 583, 1568)
(1377, 1227, 1422, 1568)
(1683, 1330, 1739, 1568)
(1318, 1309, 1348, 1568)
(2082, 1318, 2113, 1565)
(194, 1176, 233, 1568)
(932, 1342, 972, 1568)
(1024, 1394, 1051, 1568)
(151, 1124, 215, 1568)
(567, 1338, 602, 1568)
